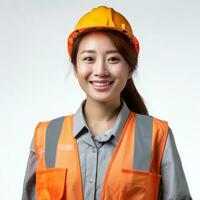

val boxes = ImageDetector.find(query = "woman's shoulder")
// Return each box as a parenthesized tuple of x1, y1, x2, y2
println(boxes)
(133, 112, 169, 125)
(35, 113, 74, 129)
(132, 112, 170, 136)
(32, 114, 73, 151)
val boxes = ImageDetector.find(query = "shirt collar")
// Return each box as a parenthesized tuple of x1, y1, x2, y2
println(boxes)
(73, 98, 89, 138)
(73, 98, 131, 140)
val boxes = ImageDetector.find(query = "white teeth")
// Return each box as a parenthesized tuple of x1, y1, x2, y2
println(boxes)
(92, 82, 112, 87)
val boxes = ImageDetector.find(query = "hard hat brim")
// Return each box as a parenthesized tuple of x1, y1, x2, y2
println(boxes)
(67, 26, 139, 57)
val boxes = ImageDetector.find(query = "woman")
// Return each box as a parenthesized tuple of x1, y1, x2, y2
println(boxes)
(22, 5, 192, 200)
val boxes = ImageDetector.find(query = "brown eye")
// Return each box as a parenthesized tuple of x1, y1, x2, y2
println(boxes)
(83, 57, 93, 62)
(108, 57, 120, 62)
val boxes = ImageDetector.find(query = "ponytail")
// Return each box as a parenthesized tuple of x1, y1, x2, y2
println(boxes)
(121, 78, 148, 115)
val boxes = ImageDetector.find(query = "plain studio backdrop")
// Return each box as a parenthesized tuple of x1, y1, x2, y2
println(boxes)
(0, 0, 199, 199)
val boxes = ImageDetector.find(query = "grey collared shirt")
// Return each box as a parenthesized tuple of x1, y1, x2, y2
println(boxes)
(22, 98, 192, 200)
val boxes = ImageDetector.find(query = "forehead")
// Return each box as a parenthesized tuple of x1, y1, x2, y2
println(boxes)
(78, 31, 117, 52)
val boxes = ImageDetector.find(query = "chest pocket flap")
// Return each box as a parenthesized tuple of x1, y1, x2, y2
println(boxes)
(120, 168, 161, 200)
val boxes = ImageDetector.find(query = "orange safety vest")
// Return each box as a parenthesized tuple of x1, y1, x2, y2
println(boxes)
(34, 112, 168, 200)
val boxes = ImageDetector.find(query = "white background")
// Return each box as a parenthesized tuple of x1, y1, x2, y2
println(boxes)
(0, 0, 199, 199)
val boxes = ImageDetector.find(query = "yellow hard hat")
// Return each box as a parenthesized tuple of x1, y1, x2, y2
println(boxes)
(67, 6, 140, 57)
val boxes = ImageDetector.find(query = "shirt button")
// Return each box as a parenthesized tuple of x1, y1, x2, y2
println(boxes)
(89, 178, 94, 183)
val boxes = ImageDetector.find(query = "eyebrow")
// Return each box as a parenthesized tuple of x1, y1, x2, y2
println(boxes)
(80, 50, 120, 54)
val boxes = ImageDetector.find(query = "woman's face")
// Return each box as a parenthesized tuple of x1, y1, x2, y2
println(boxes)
(74, 31, 133, 104)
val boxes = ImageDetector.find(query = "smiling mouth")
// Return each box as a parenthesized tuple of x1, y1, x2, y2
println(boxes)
(89, 81, 114, 87)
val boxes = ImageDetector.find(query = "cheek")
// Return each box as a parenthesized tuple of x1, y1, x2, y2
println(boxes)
(110, 64, 129, 78)
(76, 65, 91, 80)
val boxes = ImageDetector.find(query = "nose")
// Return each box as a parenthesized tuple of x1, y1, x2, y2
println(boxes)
(93, 59, 110, 77)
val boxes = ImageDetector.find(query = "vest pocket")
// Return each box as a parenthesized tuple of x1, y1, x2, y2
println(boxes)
(36, 168, 67, 200)
(120, 168, 161, 200)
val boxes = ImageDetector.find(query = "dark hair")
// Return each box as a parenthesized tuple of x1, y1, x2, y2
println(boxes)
(70, 29, 149, 115)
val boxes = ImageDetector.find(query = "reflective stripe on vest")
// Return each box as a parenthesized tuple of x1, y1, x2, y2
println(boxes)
(34, 112, 168, 200)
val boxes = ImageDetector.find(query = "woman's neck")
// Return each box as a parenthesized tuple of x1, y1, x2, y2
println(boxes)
(83, 97, 122, 135)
